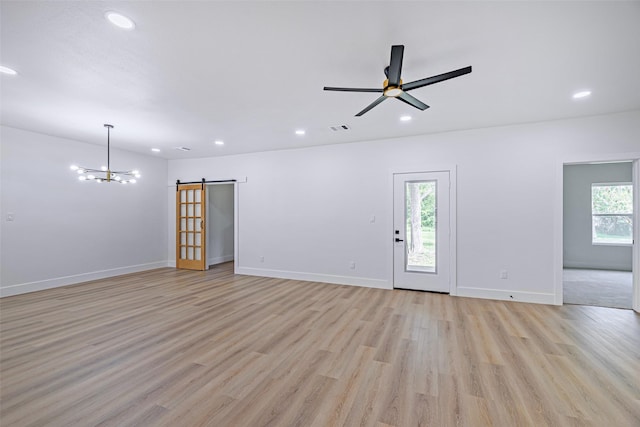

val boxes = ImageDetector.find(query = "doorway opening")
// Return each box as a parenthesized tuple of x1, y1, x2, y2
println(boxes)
(175, 182, 236, 272)
(206, 183, 235, 269)
(562, 161, 635, 309)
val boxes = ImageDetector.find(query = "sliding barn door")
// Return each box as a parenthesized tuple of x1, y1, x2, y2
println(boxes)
(176, 184, 207, 270)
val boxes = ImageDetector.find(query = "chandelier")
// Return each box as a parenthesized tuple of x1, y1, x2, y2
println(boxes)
(70, 124, 141, 184)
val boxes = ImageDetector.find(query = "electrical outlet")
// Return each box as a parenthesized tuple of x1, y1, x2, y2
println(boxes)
(500, 270, 508, 279)
(349, 261, 356, 269)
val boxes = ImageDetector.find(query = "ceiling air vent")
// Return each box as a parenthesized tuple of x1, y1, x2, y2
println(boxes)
(329, 124, 350, 132)
(174, 146, 191, 151)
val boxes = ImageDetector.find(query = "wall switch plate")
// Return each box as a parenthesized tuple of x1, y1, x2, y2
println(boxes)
(500, 270, 508, 279)
(349, 261, 356, 269)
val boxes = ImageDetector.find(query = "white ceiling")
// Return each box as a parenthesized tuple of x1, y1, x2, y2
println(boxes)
(1, 1, 639, 159)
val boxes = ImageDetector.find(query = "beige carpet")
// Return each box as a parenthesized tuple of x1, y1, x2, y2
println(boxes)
(563, 268, 633, 309)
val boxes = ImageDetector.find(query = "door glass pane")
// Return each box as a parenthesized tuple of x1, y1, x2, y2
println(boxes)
(195, 204, 202, 217)
(195, 233, 201, 246)
(180, 190, 186, 203)
(180, 218, 186, 231)
(187, 219, 194, 231)
(188, 204, 194, 217)
(180, 204, 186, 217)
(187, 247, 194, 260)
(195, 248, 201, 261)
(187, 233, 194, 245)
(196, 219, 201, 232)
(187, 190, 194, 203)
(180, 232, 186, 245)
(180, 246, 186, 259)
(195, 190, 202, 203)
(405, 180, 436, 273)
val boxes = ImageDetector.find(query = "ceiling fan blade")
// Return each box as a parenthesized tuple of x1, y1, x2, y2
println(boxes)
(402, 66, 472, 91)
(355, 95, 387, 116)
(387, 45, 404, 86)
(397, 92, 430, 110)
(324, 86, 383, 93)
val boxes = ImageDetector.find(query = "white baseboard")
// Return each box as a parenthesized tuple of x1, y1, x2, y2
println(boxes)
(237, 267, 391, 290)
(456, 286, 556, 305)
(0, 261, 169, 298)
(208, 255, 234, 266)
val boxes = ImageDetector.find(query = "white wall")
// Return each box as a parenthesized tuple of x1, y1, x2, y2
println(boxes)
(0, 126, 168, 296)
(563, 162, 632, 271)
(207, 183, 234, 265)
(168, 110, 640, 305)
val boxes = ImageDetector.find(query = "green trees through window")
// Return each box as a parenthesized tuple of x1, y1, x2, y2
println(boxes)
(405, 181, 436, 270)
(592, 183, 633, 245)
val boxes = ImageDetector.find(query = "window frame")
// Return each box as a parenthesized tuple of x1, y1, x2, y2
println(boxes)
(591, 181, 633, 247)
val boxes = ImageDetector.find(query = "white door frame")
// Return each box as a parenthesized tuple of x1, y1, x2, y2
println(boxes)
(170, 178, 243, 274)
(391, 166, 457, 295)
(204, 182, 238, 271)
(555, 153, 640, 312)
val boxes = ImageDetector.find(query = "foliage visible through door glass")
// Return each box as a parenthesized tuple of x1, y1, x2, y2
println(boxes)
(405, 181, 436, 271)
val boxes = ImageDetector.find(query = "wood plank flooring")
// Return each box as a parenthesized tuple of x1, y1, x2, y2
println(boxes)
(1, 263, 639, 426)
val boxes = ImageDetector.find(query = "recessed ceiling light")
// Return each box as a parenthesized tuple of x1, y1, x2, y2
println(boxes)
(400, 115, 412, 122)
(105, 12, 135, 30)
(295, 129, 306, 135)
(0, 65, 17, 75)
(214, 140, 224, 146)
(572, 90, 591, 99)
(151, 148, 161, 152)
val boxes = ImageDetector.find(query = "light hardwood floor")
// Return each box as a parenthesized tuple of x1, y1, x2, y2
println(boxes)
(1, 263, 639, 427)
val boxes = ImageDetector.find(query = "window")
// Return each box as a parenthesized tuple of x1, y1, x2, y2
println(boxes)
(592, 183, 633, 245)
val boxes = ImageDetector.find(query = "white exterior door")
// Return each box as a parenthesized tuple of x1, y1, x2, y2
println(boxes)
(393, 172, 451, 292)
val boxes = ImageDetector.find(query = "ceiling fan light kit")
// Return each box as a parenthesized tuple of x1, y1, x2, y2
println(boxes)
(70, 124, 141, 184)
(324, 45, 472, 116)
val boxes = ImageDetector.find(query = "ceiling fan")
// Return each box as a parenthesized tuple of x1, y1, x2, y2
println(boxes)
(324, 45, 472, 117)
